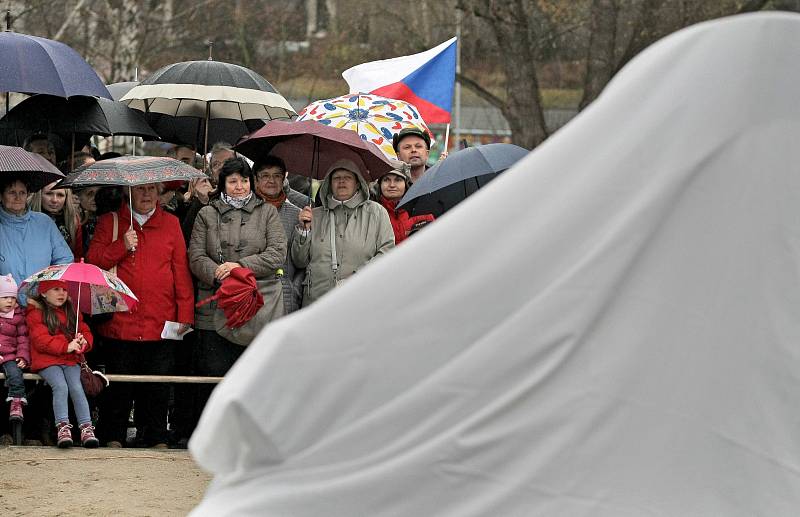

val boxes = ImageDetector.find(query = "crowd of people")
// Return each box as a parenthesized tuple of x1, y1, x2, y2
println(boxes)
(0, 126, 436, 448)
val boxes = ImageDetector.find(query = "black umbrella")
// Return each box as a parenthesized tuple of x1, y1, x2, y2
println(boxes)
(398, 143, 529, 217)
(121, 60, 295, 158)
(0, 94, 158, 139)
(0, 128, 89, 165)
(0, 144, 65, 191)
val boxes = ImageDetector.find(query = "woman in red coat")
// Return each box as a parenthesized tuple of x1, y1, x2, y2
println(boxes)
(375, 161, 434, 245)
(86, 183, 194, 448)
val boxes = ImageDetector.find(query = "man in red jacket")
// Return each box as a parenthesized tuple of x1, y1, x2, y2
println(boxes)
(87, 183, 194, 448)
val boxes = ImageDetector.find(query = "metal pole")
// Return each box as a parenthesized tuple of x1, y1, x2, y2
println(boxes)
(454, 11, 461, 150)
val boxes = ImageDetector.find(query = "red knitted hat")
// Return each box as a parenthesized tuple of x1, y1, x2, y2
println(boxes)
(38, 280, 68, 294)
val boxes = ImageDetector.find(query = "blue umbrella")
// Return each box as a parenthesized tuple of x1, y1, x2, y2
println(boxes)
(398, 143, 529, 216)
(0, 32, 111, 99)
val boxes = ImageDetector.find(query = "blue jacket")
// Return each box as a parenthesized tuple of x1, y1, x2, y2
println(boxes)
(0, 207, 73, 302)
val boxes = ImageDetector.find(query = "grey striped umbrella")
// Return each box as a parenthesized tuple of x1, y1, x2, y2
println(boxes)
(0, 144, 64, 191)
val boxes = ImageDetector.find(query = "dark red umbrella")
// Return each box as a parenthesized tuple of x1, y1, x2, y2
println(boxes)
(235, 119, 394, 181)
(196, 267, 263, 329)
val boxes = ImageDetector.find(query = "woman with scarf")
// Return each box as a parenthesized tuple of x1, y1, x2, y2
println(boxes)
(373, 160, 435, 245)
(188, 157, 287, 419)
(29, 181, 83, 259)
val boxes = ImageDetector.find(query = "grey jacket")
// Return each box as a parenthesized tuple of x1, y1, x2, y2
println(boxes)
(274, 198, 305, 314)
(290, 169, 394, 307)
(189, 195, 287, 332)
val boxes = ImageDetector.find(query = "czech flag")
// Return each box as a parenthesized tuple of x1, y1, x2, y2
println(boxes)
(342, 37, 457, 124)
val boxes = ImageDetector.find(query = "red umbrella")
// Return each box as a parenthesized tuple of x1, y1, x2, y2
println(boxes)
(235, 119, 394, 181)
(196, 267, 263, 329)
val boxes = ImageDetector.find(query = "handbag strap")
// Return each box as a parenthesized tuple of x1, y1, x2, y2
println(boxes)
(329, 209, 339, 281)
(110, 212, 119, 276)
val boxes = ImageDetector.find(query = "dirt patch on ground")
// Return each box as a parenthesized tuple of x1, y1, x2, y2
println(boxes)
(0, 446, 211, 516)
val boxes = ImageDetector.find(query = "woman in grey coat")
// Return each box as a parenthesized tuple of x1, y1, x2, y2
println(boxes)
(291, 158, 394, 306)
(189, 158, 287, 411)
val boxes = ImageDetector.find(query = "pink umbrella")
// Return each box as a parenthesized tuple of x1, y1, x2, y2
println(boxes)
(20, 260, 138, 334)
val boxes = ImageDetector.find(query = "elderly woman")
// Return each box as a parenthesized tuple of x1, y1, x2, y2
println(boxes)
(0, 177, 73, 290)
(0, 176, 73, 446)
(86, 182, 194, 448)
(30, 181, 83, 259)
(189, 157, 287, 416)
(291, 159, 395, 306)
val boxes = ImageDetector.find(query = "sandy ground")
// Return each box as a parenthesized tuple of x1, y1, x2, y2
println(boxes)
(0, 445, 211, 516)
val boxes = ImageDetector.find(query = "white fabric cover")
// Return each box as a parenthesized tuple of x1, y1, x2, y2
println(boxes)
(190, 13, 800, 516)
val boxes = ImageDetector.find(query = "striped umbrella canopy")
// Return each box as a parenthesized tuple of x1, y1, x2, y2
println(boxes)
(0, 144, 64, 191)
(121, 60, 295, 155)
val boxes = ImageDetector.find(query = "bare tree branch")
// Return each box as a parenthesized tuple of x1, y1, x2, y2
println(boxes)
(53, 0, 87, 41)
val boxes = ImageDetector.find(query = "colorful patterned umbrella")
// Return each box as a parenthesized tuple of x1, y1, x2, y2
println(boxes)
(55, 155, 206, 188)
(20, 262, 138, 319)
(296, 93, 434, 159)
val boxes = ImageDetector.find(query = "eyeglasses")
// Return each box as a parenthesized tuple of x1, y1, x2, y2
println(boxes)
(257, 173, 284, 182)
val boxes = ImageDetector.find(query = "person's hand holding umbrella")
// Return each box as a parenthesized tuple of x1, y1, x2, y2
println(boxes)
(123, 227, 138, 253)
(215, 262, 242, 282)
(298, 206, 313, 231)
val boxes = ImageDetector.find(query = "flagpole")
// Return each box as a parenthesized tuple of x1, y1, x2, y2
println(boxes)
(454, 12, 462, 150)
(444, 123, 450, 154)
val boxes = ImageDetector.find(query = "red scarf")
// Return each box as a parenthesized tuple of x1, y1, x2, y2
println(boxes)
(263, 191, 287, 209)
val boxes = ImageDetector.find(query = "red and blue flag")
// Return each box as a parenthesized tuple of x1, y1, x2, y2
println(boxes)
(342, 38, 457, 124)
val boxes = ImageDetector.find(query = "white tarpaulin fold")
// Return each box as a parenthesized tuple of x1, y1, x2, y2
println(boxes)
(190, 13, 800, 516)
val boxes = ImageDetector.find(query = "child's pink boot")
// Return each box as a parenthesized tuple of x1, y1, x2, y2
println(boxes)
(79, 423, 99, 448)
(56, 421, 73, 448)
(8, 397, 25, 422)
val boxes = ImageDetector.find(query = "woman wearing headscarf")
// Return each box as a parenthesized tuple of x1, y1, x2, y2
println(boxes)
(188, 157, 287, 424)
(291, 158, 394, 306)
(29, 181, 83, 259)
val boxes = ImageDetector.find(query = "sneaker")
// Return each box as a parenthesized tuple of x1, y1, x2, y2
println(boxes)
(105, 440, 123, 448)
(8, 398, 24, 422)
(56, 422, 73, 448)
(0, 433, 13, 446)
(79, 423, 99, 448)
(150, 442, 169, 449)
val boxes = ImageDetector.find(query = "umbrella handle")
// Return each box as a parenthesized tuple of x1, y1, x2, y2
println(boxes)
(75, 281, 81, 336)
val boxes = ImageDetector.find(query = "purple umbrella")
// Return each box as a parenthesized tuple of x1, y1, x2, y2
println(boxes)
(0, 32, 111, 99)
(235, 120, 394, 181)
(0, 144, 65, 191)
